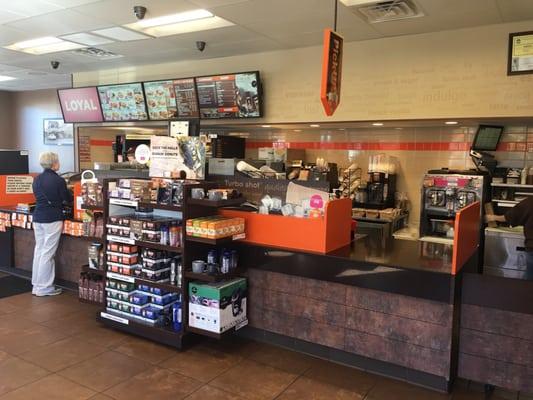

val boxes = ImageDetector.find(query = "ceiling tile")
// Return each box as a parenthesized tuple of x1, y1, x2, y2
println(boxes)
(73, 0, 197, 26)
(0, 26, 32, 46)
(496, 0, 533, 22)
(0, 0, 63, 17)
(161, 25, 261, 47)
(5, 9, 111, 37)
(45, 0, 102, 7)
(185, 0, 249, 8)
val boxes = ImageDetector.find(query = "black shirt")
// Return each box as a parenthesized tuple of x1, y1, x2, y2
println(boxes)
(505, 197, 533, 251)
(32, 169, 73, 223)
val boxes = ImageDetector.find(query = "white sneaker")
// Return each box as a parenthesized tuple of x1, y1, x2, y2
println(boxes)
(35, 288, 62, 297)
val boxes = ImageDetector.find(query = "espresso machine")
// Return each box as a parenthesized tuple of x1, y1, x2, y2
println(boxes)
(419, 170, 488, 242)
(354, 155, 397, 209)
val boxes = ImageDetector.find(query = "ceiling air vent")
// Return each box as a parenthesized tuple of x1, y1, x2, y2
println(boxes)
(351, 0, 424, 23)
(72, 47, 123, 59)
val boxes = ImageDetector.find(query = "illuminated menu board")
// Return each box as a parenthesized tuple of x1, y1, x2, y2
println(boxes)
(144, 78, 199, 120)
(97, 83, 148, 121)
(196, 71, 262, 119)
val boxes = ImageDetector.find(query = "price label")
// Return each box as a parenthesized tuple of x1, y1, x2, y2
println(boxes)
(100, 312, 129, 325)
(233, 233, 246, 241)
(106, 272, 135, 283)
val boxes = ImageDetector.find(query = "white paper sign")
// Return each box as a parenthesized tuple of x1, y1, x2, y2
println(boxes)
(149, 135, 205, 179)
(6, 176, 33, 194)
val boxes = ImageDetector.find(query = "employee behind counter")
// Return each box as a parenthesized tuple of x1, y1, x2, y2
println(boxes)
(487, 196, 533, 278)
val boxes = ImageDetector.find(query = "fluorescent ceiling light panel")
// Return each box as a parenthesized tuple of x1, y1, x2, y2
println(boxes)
(339, 0, 378, 6)
(5, 36, 85, 55)
(125, 11, 234, 37)
(61, 32, 114, 46)
(0, 75, 15, 81)
(136, 9, 213, 28)
(91, 27, 152, 41)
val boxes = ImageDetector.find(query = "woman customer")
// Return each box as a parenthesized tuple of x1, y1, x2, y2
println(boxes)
(31, 152, 73, 296)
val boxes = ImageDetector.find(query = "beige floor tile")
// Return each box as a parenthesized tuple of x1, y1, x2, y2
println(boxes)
(247, 343, 317, 374)
(88, 395, 114, 400)
(304, 359, 377, 395)
(0, 374, 95, 400)
(104, 367, 202, 400)
(3, 292, 55, 308)
(277, 376, 365, 400)
(0, 324, 67, 355)
(72, 325, 130, 349)
(184, 385, 246, 400)
(365, 378, 451, 400)
(161, 345, 243, 383)
(0, 356, 50, 396)
(0, 351, 10, 363)
(58, 351, 150, 392)
(0, 300, 21, 315)
(113, 337, 178, 364)
(210, 359, 298, 400)
(18, 337, 107, 372)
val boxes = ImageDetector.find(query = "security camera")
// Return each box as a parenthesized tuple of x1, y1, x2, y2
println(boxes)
(196, 41, 206, 52)
(133, 5, 147, 20)
(51, 61, 60, 70)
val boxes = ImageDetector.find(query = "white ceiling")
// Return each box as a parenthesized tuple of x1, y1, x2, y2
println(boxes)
(0, 0, 532, 91)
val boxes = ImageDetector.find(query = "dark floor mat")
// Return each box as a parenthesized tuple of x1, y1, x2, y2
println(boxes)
(0, 275, 32, 299)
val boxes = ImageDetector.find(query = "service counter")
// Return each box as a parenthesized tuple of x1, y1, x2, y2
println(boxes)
(236, 233, 463, 392)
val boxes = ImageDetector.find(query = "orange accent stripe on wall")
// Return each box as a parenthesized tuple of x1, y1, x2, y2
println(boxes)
(90, 139, 114, 146)
(245, 141, 529, 152)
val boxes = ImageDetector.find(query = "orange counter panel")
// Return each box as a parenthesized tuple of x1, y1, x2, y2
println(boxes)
(452, 201, 480, 274)
(220, 198, 352, 254)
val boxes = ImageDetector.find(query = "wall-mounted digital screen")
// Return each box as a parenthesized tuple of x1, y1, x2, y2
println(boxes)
(97, 83, 148, 122)
(57, 87, 104, 123)
(472, 125, 504, 151)
(144, 78, 199, 120)
(196, 71, 262, 119)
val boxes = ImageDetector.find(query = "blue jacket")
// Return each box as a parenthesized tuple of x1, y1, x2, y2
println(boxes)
(32, 169, 73, 223)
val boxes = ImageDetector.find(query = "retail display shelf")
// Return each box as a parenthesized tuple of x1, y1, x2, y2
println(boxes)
(492, 199, 520, 204)
(97, 312, 183, 349)
(107, 235, 135, 245)
(137, 202, 182, 212)
(81, 204, 103, 211)
(491, 183, 533, 189)
(187, 198, 245, 208)
(74, 235, 104, 243)
(109, 198, 138, 207)
(185, 233, 245, 245)
(184, 270, 244, 283)
(106, 271, 181, 293)
(134, 240, 182, 253)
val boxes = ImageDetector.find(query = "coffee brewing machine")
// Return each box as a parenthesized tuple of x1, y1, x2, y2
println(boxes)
(353, 154, 397, 209)
(419, 171, 487, 242)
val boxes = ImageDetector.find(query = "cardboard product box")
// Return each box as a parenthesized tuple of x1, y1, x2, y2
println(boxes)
(188, 278, 248, 334)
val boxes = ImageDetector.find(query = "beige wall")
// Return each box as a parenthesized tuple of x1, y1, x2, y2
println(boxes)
(0, 91, 14, 149)
(12, 89, 75, 173)
(75, 20, 533, 123)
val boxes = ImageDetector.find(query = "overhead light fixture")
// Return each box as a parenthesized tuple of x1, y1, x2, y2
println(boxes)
(61, 32, 114, 46)
(125, 9, 234, 37)
(0, 75, 16, 82)
(91, 27, 152, 42)
(372, 122, 384, 126)
(310, 124, 320, 128)
(261, 125, 271, 128)
(5, 36, 85, 55)
(445, 121, 458, 125)
(72, 47, 123, 59)
(293, 129, 302, 132)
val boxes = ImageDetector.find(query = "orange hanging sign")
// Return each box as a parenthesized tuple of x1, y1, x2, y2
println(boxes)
(320, 28, 344, 116)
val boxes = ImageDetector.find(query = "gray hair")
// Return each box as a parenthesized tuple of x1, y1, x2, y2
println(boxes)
(39, 152, 59, 169)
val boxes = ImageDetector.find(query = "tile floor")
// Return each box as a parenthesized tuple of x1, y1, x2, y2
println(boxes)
(0, 290, 526, 400)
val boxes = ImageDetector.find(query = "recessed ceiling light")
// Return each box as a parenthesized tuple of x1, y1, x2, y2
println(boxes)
(0, 75, 15, 82)
(136, 9, 213, 28)
(61, 32, 114, 46)
(261, 125, 271, 128)
(372, 122, 384, 126)
(293, 129, 302, 132)
(5, 36, 85, 55)
(445, 121, 458, 125)
(91, 27, 152, 42)
(125, 14, 234, 37)
(338, 128, 346, 131)
(310, 124, 320, 128)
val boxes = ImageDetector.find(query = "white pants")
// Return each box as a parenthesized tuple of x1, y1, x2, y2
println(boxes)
(32, 221, 63, 295)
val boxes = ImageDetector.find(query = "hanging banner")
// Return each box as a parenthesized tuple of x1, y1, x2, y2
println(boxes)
(320, 28, 343, 116)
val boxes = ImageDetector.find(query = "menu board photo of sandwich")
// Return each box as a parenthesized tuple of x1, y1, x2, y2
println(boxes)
(196, 71, 262, 119)
(97, 83, 148, 121)
(144, 78, 199, 120)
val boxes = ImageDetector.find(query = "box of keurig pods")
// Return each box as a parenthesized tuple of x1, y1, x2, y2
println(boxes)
(188, 278, 247, 334)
